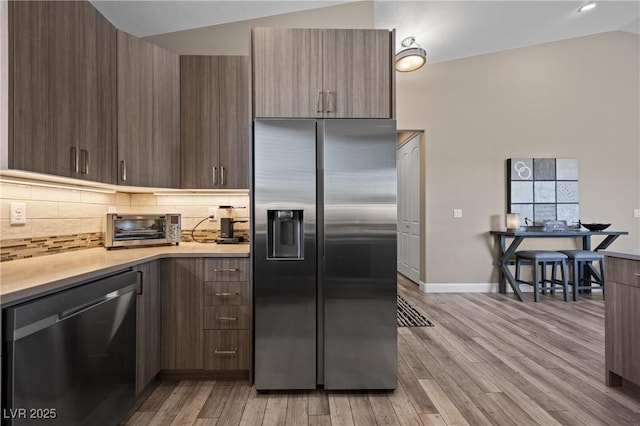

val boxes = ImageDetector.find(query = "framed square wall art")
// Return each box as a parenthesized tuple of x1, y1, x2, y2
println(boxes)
(507, 158, 579, 227)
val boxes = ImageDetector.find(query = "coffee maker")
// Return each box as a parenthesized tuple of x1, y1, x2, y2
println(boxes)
(216, 206, 247, 244)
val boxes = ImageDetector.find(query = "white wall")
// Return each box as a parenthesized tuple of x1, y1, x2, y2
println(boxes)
(397, 31, 640, 284)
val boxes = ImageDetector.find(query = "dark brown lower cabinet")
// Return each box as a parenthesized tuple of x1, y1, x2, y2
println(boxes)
(159, 257, 250, 379)
(203, 330, 251, 371)
(204, 305, 251, 330)
(161, 258, 204, 370)
(605, 255, 640, 387)
(203, 258, 251, 376)
(134, 260, 161, 395)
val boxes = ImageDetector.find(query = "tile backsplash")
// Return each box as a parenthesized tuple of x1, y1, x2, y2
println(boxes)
(1, 232, 103, 262)
(0, 181, 249, 261)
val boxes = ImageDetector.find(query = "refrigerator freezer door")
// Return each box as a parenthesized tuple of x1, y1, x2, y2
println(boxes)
(322, 119, 398, 390)
(253, 120, 317, 390)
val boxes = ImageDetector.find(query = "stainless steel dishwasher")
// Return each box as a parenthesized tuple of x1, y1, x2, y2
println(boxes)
(3, 271, 138, 426)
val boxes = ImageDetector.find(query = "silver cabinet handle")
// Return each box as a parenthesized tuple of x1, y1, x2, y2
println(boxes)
(215, 316, 238, 321)
(215, 292, 239, 297)
(213, 268, 239, 272)
(316, 90, 324, 113)
(81, 149, 89, 174)
(214, 349, 237, 355)
(71, 147, 79, 173)
(213, 166, 218, 185)
(136, 270, 144, 295)
(221, 166, 226, 186)
(635, 273, 640, 277)
(326, 90, 335, 112)
(121, 160, 127, 181)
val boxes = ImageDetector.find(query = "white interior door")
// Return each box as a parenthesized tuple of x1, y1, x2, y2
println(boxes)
(397, 134, 420, 283)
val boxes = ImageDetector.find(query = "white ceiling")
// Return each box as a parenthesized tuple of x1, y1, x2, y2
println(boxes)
(90, 1, 355, 36)
(91, 0, 640, 64)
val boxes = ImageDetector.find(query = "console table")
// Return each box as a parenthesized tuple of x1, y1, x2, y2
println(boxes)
(490, 229, 628, 301)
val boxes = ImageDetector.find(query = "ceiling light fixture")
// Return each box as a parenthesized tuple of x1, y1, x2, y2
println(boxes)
(578, 2, 596, 12)
(395, 36, 427, 72)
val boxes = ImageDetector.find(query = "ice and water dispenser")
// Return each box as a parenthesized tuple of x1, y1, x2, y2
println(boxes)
(267, 210, 303, 259)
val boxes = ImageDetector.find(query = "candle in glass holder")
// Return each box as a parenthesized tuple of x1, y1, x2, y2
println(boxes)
(506, 213, 520, 231)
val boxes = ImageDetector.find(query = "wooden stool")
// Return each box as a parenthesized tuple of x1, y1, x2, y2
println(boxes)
(559, 250, 605, 301)
(515, 250, 569, 302)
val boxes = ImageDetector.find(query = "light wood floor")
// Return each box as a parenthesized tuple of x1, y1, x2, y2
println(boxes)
(126, 275, 640, 425)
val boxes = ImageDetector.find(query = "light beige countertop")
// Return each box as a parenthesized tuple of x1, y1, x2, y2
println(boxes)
(602, 249, 640, 262)
(0, 242, 250, 307)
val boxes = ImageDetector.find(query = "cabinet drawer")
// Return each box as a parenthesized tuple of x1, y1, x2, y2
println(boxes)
(606, 256, 640, 288)
(204, 258, 249, 282)
(204, 330, 250, 370)
(204, 282, 250, 306)
(204, 306, 250, 329)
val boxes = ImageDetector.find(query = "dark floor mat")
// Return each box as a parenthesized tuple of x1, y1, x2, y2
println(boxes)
(397, 294, 434, 327)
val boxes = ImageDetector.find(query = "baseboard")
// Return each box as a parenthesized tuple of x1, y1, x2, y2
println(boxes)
(418, 283, 604, 294)
(419, 283, 500, 293)
(419, 283, 534, 293)
(158, 369, 250, 381)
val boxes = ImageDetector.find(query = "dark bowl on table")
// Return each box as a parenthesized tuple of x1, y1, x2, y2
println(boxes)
(581, 223, 611, 231)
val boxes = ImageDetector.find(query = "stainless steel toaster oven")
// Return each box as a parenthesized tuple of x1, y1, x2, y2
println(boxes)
(105, 213, 181, 249)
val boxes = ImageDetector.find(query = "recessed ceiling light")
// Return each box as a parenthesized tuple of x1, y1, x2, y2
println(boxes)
(578, 2, 596, 12)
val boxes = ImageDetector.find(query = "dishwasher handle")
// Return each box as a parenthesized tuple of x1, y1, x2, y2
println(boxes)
(58, 285, 136, 321)
(6, 271, 139, 342)
(11, 284, 137, 341)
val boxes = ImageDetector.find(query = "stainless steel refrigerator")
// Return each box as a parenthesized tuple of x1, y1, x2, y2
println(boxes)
(253, 119, 397, 390)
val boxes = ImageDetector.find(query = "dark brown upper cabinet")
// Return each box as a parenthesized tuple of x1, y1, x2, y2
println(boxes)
(180, 56, 250, 189)
(252, 28, 394, 119)
(117, 31, 180, 188)
(9, 1, 117, 183)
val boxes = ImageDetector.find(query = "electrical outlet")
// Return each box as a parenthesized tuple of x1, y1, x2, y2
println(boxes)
(453, 208, 463, 218)
(10, 202, 26, 225)
(635, 209, 640, 218)
(108, 206, 117, 213)
(208, 207, 217, 219)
